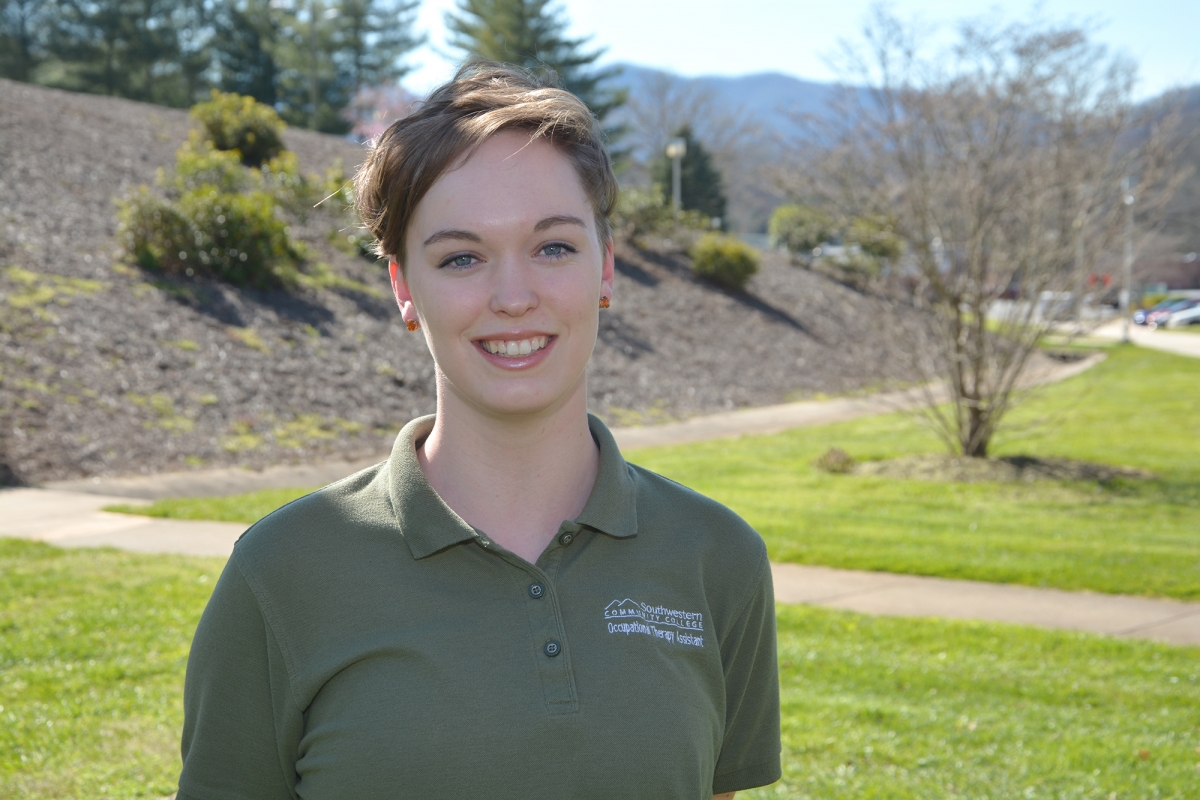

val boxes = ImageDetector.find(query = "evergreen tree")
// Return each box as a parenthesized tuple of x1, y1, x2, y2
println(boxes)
(335, 0, 422, 94)
(46, 0, 199, 106)
(272, 0, 421, 133)
(0, 0, 51, 82)
(445, 0, 624, 123)
(651, 126, 727, 225)
(213, 0, 280, 106)
(4, 0, 419, 127)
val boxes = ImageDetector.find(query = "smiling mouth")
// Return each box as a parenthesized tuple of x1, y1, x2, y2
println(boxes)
(480, 335, 551, 357)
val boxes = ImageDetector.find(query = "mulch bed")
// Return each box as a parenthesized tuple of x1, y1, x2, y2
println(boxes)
(851, 454, 1155, 483)
(1, 79, 919, 484)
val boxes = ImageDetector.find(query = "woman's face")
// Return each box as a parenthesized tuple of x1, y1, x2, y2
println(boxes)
(390, 129, 614, 419)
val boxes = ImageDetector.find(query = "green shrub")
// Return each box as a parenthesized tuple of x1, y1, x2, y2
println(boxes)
(115, 188, 197, 275)
(615, 186, 674, 241)
(689, 233, 760, 291)
(190, 90, 286, 168)
(615, 185, 716, 245)
(768, 203, 835, 257)
(167, 132, 251, 195)
(259, 150, 313, 214)
(178, 187, 296, 289)
(845, 214, 903, 261)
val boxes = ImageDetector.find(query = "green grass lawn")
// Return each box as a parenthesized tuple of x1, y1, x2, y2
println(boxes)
(748, 605, 1199, 800)
(106, 487, 317, 524)
(108, 344, 1200, 600)
(631, 344, 1200, 599)
(0, 539, 222, 799)
(2, 538, 1196, 799)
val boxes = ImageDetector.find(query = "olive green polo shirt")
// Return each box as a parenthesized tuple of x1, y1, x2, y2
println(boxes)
(179, 414, 780, 800)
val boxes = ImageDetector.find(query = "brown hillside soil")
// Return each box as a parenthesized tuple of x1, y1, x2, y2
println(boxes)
(1, 79, 916, 483)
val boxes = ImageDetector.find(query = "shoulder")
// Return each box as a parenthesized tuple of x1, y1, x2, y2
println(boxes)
(231, 460, 395, 590)
(627, 462, 767, 574)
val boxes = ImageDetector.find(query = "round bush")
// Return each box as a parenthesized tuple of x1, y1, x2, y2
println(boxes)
(689, 233, 760, 291)
(179, 186, 295, 289)
(768, 204, 835, 256)
(190, 90, 286, 168)
(170, 132, 251, 195)
(115, 188, 197, 275)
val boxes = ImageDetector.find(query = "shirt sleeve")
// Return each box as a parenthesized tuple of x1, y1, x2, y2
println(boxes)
(178, 554, 301, 800)
(712, 551, 782, 794)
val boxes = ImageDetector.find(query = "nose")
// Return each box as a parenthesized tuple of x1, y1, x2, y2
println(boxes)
(488, 255, 539, 317)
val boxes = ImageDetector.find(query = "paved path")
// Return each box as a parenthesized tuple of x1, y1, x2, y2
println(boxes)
(5, 347, 1196, 647)
(3, 484, 1197, 647)
(772, 563, 1200, 647)
(1089, 318, 1200, 358)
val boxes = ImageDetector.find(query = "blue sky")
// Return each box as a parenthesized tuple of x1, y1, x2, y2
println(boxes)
(405, 0, 1200, 99)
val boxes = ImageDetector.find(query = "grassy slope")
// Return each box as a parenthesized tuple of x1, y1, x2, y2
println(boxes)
(2, 538, 1196, 799)
(631, 345, 1200, 599)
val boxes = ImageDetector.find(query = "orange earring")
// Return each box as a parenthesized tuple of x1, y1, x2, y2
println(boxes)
(407, 319, 420, 332)
(599, 296, 610, 309)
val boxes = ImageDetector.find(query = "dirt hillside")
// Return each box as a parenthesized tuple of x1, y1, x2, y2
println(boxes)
(0, 79, 911, 484)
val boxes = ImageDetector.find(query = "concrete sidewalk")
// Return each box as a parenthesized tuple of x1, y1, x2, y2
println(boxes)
(0, 487, 247, 557)
(2, 486, 1197, 647)
(1089, 318, 1200, 358)
(772, 563, 1200, 647)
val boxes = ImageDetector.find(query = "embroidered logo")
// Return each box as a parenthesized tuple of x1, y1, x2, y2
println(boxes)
(603, 598, 705, 647)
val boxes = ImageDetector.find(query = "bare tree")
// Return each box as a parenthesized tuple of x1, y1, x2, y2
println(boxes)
(793, 8, 1184, 457)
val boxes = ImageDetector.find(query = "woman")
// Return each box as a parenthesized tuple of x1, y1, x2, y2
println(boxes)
(178, 62, 780, 800)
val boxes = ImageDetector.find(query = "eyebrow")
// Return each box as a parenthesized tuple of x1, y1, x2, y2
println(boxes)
(533, 215, 587, 233)
(422, 215, 587, 248)
(423, 229, 482, 247)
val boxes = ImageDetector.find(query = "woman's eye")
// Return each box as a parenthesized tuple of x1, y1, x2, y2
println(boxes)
(541, 242, 575, 258)
(441, 254, 475, 269)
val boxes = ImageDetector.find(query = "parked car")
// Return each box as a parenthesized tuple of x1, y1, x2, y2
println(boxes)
(1145, 298, 1200, 327)
(1133, 298, 1180, 325)
(1164, 303, 1200, 328)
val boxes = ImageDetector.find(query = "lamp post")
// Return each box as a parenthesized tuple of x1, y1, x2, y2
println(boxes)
(665, 137, 687, 216)
(1121, 177, 1135, 343)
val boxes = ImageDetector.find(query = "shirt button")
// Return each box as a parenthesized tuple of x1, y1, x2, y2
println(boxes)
(528, 582, 545, 599)
(558, 532, 574, 546)
(544, 640, 561, 658)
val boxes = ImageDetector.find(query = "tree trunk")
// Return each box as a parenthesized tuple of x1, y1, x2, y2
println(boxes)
(963, 404, 989, 458)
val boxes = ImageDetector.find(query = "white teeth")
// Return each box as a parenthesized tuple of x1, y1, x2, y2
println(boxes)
(483, 336, 549, 357)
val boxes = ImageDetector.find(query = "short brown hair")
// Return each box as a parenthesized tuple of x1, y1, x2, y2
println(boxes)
(354, 60, 618, 265)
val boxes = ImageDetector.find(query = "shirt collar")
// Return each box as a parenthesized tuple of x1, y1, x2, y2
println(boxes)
(577, 413, 639, 539)
(388, 413, 638, 560)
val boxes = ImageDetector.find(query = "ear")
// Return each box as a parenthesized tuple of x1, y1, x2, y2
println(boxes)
(388, 259, 418, 323)
(600, 239, 615, 302)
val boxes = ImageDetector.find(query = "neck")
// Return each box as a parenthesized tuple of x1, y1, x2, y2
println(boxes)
(417, 373, 599, 563)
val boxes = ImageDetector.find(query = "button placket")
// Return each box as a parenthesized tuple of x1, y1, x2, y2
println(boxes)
(507, 546, 577, 713)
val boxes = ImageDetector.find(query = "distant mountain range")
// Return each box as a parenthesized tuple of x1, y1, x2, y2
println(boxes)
(611, 63, 848, 137)
(602, 63, 850, 231)
(600, 64, 1200, 248)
